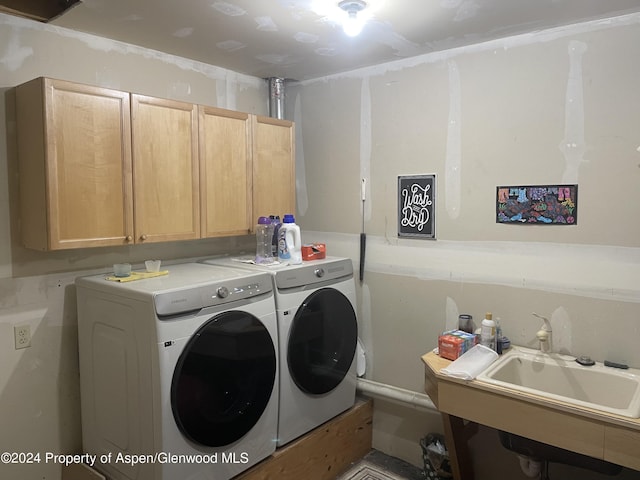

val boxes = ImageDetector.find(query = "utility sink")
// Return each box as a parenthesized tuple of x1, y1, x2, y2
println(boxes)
(476, 346, 640, 418)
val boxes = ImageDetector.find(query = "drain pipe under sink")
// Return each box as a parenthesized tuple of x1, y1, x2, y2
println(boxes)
(517, 455, 542, 478)
(357, 378, 542, 477)
(356, 378, 437, 412)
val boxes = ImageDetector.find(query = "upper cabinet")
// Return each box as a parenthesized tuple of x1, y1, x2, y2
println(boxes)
(199, 106, 252, 237)
(131, 95, 200, 243)
(15, 78, 295, 250)
(252, 115, 295, 219)
(16, 77, 134, 250)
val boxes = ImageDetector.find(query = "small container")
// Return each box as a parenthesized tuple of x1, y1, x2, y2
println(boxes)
(113, 263, 131, 277)
(458, 314, 473, 333)
(495, 318, 503, 354)
(302, 243, 326, 261)
(269, 215, 282, 258)
(145, 260, 162, 272)
(255, 217, 275, 264)
(480, 312, 496, 352)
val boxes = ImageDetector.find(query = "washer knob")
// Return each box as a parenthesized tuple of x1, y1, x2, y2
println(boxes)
(216, 286, 229, 298)
(314, 268, 325, 278)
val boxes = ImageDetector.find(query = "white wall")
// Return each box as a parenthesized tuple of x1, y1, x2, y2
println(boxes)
(0, 13, 263, 479)
(288, 12, 640, 478)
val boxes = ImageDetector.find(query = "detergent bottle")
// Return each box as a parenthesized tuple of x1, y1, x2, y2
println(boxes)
(278, 214, 302, 264)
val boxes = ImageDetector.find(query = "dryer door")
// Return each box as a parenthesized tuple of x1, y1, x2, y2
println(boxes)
(288, 288, 357, 395)
(171, 311, 276, 447)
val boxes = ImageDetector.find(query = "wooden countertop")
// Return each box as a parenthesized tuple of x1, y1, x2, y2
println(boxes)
(421, 349, 640, 471)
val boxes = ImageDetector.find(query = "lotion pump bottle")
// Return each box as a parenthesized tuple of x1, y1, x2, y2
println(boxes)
(480, 312, 496, 351)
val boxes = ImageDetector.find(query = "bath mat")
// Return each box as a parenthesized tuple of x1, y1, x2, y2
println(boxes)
(338, 461, 405, 480)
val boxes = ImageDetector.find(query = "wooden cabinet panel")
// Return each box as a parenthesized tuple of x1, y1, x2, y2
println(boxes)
(252, 115, 295, 220)
(16, 77, 133, 250)
(604, 424, 640, 470)
(131, 95, 200, 243)
(199, 106, 252, 237)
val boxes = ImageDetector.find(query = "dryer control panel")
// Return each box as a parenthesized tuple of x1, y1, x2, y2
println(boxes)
(274, 258, 353, 290)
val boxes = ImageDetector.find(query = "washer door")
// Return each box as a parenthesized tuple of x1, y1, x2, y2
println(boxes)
(288, 288, 357, 395)
(171, 311, 276, 447)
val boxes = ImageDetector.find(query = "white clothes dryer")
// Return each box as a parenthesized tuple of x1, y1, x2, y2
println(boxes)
(201, 257, 358, 447)
(76, 263, 278, 480)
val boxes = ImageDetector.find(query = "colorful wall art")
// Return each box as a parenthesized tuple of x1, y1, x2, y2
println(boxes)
(496, 185, 578, 225)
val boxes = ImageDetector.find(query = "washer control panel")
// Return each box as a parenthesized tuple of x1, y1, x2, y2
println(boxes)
(155, 273, 273, 317)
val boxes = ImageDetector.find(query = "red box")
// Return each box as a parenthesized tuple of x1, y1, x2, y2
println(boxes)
(438, 330, 477, 361)
(302, 243, 326, 261)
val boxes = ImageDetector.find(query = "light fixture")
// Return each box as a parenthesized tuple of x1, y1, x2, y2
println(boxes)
(338, 0, 367, 37)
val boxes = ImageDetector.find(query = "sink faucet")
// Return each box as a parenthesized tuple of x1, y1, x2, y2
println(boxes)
(532, 313, 552, 353)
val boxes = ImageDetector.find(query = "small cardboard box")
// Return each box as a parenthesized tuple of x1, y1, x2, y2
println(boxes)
(438, 329, 477, 361)
(302, 243, 326, 261)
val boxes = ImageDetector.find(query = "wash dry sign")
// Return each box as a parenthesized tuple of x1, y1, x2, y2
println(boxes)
(398, 175, 436, 239)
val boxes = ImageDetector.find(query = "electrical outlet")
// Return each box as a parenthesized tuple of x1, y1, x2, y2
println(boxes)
(14, 325, 31, 349)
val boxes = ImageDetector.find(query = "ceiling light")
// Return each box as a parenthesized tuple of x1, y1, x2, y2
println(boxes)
(339, 0, 367, 37)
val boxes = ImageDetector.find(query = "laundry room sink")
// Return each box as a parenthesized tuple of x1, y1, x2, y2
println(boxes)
(476, 346, 640, 418)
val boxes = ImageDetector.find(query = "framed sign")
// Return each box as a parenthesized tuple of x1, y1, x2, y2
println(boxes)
(496, 184, 578, 225)
(398, 174, 436, 239)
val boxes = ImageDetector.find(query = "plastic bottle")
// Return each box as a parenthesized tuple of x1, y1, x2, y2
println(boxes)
(278, 214, 302, 265)
(269, 215, 282, 259)
(495, 318, 503, 355)
(255, 216, 275, 264)
(480, 312, 496, 351)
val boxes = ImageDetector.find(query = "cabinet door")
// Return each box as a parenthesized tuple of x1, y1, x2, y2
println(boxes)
(199, 106, 252, 237)
(131, 95, 200, 243)
(16, 77, 134, 250)
(252, 116, 295, 221)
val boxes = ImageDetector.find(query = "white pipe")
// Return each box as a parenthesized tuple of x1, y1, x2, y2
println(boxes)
(518, 454, 542, 478)
(356, 378, 437, 412)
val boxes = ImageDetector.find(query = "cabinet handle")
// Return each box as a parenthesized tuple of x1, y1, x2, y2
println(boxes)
(140, 234, 147, 241)
(125, 235, 133, 242)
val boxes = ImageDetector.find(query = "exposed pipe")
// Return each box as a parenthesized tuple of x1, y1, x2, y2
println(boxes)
(268, 77, 285, 119)
(518, 454, 543, 478)
(356, 378, 437, 412)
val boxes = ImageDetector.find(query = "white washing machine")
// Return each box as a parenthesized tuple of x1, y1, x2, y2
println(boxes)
(76, 263, 278, 480)
(200, 256, 358, 447)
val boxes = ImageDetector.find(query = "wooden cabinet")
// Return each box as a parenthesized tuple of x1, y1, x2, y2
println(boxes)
(16, 77, 134, 250)
(199, 106, 252, 237)
(252, 115, 295, 219)
(131, 95, 200, 243)
(15, 78, 295, 250)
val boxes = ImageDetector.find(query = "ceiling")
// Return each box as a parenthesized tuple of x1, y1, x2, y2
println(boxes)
(47, 0, 640, 82)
